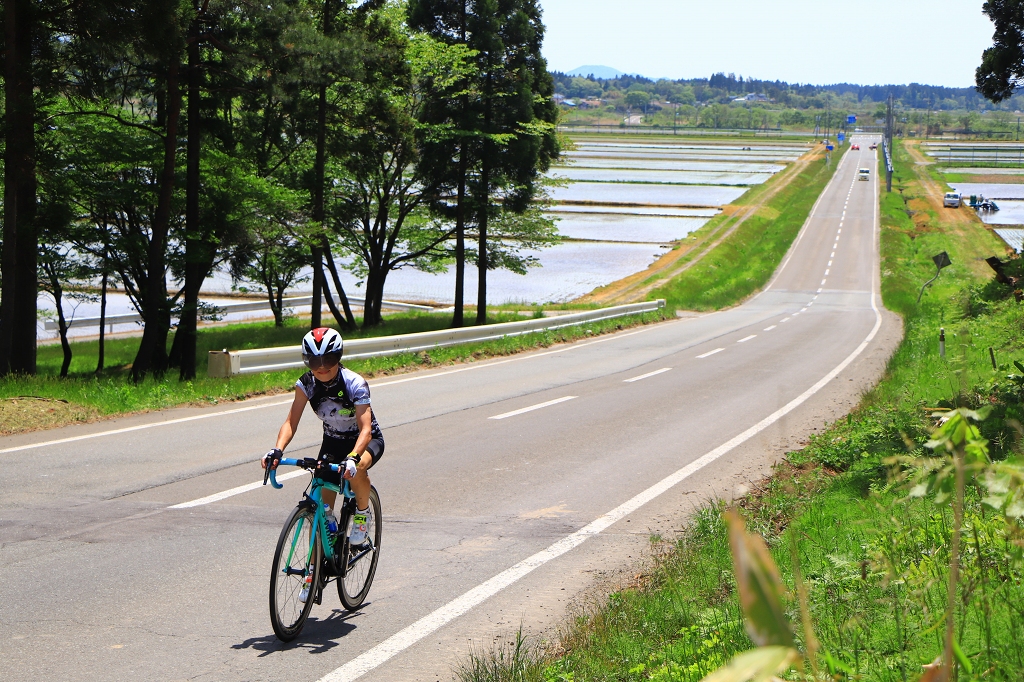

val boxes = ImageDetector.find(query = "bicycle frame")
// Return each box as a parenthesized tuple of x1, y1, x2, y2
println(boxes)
(267, 458, 359, 575)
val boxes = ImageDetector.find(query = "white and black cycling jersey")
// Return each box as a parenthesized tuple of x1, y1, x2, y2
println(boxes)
(296, 367, 383, 441)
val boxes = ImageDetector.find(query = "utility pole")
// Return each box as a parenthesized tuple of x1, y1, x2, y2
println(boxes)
(884, 92, 894, 192)
(1016, 116, 1020, 141)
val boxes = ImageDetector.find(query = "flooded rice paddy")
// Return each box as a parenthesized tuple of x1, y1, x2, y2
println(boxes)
(948, 183, 1024, 199)
(550, 167, 770, 186)
(549, 181, 748, 206)
(41, 139, 811, 338)
(947, 181, 1024, 252)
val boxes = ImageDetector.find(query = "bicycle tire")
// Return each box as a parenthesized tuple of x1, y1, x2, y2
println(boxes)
(270, 504, 321, 641)
(338, 486, 381, 611)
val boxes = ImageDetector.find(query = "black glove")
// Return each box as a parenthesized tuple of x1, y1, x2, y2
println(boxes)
(263, 448, 283, 469)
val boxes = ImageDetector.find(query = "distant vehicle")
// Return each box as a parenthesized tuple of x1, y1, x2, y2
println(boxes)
(943, 192, 962, 208)
(851, 143, 860, 150)
(869, 143, 877, 150)
(854, 127, 863, 132)
(858, 168, 870, 181)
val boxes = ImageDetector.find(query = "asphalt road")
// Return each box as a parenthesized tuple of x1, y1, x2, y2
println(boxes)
(0, 137, 901, 682)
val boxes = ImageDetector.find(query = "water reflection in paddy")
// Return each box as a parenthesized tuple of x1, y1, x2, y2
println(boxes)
(948, 183, 1024, 199)
(971, 199, 1024, 225)
(551, 182, 746, 207)
(571, 149, 802, 163)
(560, 157, 785, 173)
(552, 213, 708, 243)
(549, 167, 769, 186)
(550, 205, 719, 217)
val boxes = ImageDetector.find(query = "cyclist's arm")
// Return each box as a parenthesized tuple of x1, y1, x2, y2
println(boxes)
(352, 404, 373, 470)
(273, 388, 308, 453)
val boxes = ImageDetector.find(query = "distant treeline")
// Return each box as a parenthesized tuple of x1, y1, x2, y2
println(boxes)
(553, 71, 1017, 111)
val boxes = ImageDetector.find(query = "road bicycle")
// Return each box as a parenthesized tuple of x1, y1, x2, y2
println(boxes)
(263, 457, 382, 642)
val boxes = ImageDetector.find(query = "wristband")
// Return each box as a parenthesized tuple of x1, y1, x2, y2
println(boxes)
(347, 452, 360, 461)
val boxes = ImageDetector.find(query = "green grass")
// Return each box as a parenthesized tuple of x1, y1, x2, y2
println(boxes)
(1, 310, 668, 431)
(649, 153, 836, 311)
(458, 140, 1024, 680)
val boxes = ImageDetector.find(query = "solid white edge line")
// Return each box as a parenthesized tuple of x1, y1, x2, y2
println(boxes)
(696, 348, 724, 358)
(318, 276, 884, 682)
(168, 469, 308, 509)
(0, 399, 294, 455)
(488, 396, 576, 420)
(624, 368, 672, 383)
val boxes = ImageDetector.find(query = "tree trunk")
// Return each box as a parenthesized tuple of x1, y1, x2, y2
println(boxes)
(179, 21, 202, 380)
(44, 264, 72, 378)
(476, 64, 492, 326)
(453, 144, 466, 327)
(362, 269, 385, 328)
(132, 58, 182, 383)
(96, 258, 107, 374)
(476, 158, 488, 325)
(311, 245, 324, 329)
(1, 0, 39, 376)
(322, 239, 356, 328)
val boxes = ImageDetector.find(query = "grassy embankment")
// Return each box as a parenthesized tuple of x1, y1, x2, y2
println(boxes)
(459, 141, 1024, 681)
(647, 149, 836, 311)
(0, 309, 669, 435)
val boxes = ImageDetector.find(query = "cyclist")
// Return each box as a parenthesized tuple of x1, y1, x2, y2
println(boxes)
(261, 327, 384, 547)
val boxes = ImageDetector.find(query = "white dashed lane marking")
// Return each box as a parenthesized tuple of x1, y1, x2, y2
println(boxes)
(764, 325, 777, 331)
(489, 396, 577, 420)
(624, 368, 672, 383)
(737, 335, 756, 343)
(697, 348, 724, 359)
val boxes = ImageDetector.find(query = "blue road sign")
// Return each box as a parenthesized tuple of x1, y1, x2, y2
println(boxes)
(847, 115, 857, 124)
(826, 144, 834, 151)
(837, 133, 845, 142)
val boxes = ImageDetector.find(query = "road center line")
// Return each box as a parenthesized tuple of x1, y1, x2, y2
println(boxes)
(737, 335, 756, 343)
(696, 348, 724, 358)
(763, 325, 777, 331)
(488, 396, 576, 420)
(317, 284, 884, 682)
(624, 368, 672, 383)
(1, 323, 668, 455)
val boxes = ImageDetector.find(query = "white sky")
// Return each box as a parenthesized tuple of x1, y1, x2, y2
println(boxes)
(539, 0, 996, 88)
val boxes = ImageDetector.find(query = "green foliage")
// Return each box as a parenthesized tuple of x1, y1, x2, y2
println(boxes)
(651, 155, 836, 311)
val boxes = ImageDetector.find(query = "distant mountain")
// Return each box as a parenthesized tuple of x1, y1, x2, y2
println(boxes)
(565, 65, 628, 80)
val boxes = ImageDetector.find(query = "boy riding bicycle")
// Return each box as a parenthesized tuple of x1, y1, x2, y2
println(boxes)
(261, 327, 384, 545)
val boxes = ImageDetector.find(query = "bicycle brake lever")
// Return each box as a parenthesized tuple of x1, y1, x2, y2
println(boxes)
(263, 464, 271, 486)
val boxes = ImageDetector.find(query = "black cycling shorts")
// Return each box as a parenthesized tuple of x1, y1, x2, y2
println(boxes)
(314, 435, 384, 485)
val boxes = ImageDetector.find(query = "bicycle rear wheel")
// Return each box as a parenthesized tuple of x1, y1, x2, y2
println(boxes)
(338, 486, 381, 611)
(270, 504, 321, 641)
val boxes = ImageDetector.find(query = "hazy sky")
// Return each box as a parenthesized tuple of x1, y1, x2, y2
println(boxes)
(539, 0, 996, 88)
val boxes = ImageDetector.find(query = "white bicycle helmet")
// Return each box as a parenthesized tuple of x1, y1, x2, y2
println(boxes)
(301, 327, 343, 370)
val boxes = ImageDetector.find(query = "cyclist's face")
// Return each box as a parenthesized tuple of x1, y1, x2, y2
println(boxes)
(312, 362, 340, 381)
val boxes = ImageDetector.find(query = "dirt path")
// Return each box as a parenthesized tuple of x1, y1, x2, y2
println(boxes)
(578, 144, 823, 306)
(902, 140, 980, 226)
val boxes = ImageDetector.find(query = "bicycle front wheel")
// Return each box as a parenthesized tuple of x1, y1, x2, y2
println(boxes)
(270, 504, 321, 641)
(338, 486, 382, 611)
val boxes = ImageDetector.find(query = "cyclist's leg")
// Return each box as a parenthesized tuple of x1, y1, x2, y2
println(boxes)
(348, 438, 383, 510)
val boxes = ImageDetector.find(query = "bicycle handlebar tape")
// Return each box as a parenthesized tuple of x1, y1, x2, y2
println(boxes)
(269, 468, 283, 489)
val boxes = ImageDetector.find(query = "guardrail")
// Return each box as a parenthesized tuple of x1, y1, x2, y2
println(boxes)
(45, 296, 436, 331)
(208, 299, 665, 377)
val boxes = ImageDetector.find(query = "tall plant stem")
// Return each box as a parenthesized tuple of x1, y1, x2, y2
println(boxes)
(942, 449, 965, 681)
